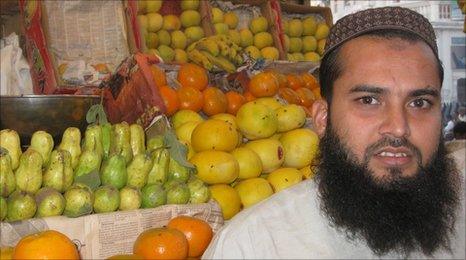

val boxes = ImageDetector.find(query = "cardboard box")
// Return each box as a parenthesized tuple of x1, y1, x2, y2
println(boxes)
(209, 0, 287, 61)
(18, 0, 144, 94)
(274, 2, 333, 60)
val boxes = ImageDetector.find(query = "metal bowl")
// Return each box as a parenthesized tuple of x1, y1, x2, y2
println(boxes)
(0, 95, 101, 146)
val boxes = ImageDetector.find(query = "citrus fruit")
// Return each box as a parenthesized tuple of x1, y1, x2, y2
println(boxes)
(236, 101, 278, 140)
(150, 65, 167, 88)
(253, 97, 283, 111)
(230, 147, 263, 179)
(167, 216, 213, 257)
(13, 230, 79, 259)
(177, 86, 204, 112)
(286, 74, 304, 90)
(244, 138, 284, 173)
(177, 63, 208, 91)
(275, 104, 306, 132)
(248, 71, 279, 97)
(175, 121, 202, 143)
(202, 87, 228, 116)
(159, 85, 180, 116)
(189, 150, 239, 184)
(171, 109, 204, 129)
(235, 178, 274, 208)
(210, 113, 237, 129)
(266, 167, 302, 193)
(191, 119, 238, 152)
(279, 128, 319, 168)
(209, 184, 241, 220)
(133, 227, 188, 260)
(225, 91, 246, 115)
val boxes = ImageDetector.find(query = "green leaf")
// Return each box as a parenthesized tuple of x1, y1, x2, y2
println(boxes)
(163, 130, 194, 169)
(86, 104, 108, 125)
(73, 169, 101, 191)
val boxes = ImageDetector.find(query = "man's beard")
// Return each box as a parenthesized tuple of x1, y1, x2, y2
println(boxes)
(315, 124, 461, 257)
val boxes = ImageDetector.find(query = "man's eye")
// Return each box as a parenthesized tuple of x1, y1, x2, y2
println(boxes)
(358, 96, 379, 105)
(409, 98, 432, 108)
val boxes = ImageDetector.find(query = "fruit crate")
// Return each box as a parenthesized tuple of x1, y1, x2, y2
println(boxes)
(208, 0, 286, 61)
(18, 0, 144, 94)
(135, 0, 215, 63)
(275, 2, 333, 61)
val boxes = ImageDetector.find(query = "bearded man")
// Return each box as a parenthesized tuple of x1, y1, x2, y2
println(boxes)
(202, 7, 465, 259)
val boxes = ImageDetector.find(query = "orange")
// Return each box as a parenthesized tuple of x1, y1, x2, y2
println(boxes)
(301, 72, 320, 90)
(178, 86, 205, 112)
(295, 87, 316, 107)
(133, 227, 188, 260)
(13, 230, 79, 260)
(159, 85, 180, 116)
(286, 74, 304, 90)
(248, 72, 279, 97)
(202, 87, 228, 116)
(150, 65, 167, 89)
(167, 216, 213, 258)
(243, 91, 256, 102)
(177, 63, 209, 91)
(225, 91, 246, 115)
(278, 87, 300, 105)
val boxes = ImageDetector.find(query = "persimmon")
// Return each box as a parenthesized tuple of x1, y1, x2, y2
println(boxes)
(177, 63, 209, 91)
(295, 87, 316, 107)
(301, 72, 320, 90)
(269, 70, 288, 88)
(133, 227, 188, 260)
(159, 85, 180, 116)
(286, 74, 304, 90)
(167, 216, 213, 258)
(312, 87, 322, 100)
(225, 91, 246, 115)
(202, 87, 228, 116)
(243, 91, 256, 102)
(248, 71, 279, 97)
(178, 86, 204, 112)
(278, 87, 301, 105)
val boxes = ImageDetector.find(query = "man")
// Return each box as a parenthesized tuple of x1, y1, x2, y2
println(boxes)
(203, 7, 465, 259)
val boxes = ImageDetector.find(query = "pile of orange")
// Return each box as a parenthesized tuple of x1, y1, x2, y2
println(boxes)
(129, 215, 213, 259)
(151, 63, 321, 118)
(152, 63, 247, 117)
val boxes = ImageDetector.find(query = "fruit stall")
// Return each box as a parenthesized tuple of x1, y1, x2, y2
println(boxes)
(0, 0, 331, 259)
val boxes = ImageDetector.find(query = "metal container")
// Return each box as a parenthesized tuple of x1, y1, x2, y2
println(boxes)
(0, 95, 100, 146)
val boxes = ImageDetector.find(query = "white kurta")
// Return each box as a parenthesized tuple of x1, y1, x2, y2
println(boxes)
(203, 175, 465, 259)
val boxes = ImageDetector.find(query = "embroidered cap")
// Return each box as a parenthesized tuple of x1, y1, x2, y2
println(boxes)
(323, 6, 438, 58)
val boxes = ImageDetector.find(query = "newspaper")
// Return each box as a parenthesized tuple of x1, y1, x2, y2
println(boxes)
(0, 201, 223, 259)
(42, 0, 130, 86)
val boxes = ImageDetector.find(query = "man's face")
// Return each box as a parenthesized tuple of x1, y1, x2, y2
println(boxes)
(318, 36, 442, 185)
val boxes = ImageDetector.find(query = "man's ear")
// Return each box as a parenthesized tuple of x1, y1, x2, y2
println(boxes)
(311, 99, 328, 137)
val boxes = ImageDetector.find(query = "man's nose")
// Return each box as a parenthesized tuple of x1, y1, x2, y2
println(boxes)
(378, 105, 411, 138)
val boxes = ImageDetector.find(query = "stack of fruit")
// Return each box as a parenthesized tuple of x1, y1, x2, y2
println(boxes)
(0, 122, 210, 222)
(169, 69, 321, 220)
(282, 16, 329, 62)
(138, 0, 206, 62)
